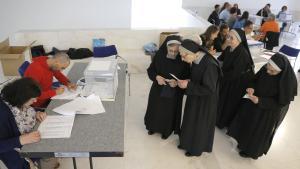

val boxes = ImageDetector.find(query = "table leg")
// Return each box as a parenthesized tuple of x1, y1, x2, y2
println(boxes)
(89, 157, 94, 169)
(72, 157, 77, 169)
(128, 72, 131, 96)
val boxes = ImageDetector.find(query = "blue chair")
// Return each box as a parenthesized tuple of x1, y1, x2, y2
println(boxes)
(279, 45, 300, 68)
(18, 61, 30, 76)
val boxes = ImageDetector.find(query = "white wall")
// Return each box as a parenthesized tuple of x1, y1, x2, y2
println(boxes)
(131, 0, 208, 29)
(182, 0, 300, 20)
(0, 0, 132, 41)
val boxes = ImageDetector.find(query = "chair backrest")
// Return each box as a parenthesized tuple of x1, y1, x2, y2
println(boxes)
(279, 45, 300, 57)
(18, 61, 30, 77)
(264, 31, 280, 50)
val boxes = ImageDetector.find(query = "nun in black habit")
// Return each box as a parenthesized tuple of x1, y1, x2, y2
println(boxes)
(216, 28, 255, 129)
(177, 39, 222, 156)
(145, 35, 190, 139)
(227, 53, 297, 159)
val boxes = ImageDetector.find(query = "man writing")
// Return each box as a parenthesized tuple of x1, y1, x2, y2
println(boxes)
(25, 53, 77, 107)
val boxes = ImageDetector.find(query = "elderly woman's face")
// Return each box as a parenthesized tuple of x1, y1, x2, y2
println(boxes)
(266, 63, 281, 75)
(179, 49, 196, 64)
(227, 32, 240, 48)
(167, 44, 180, 58)
(23, 98, 37, 108)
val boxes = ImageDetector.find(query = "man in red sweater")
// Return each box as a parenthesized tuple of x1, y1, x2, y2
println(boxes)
(24, 53, 77, 107)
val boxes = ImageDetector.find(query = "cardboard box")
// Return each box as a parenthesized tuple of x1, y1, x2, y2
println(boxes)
(0, 39, 31, 76)
(159, 32, 179, 47)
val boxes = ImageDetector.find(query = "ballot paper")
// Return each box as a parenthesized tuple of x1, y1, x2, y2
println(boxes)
(52, 94, 106, 116)
(38, 115, 75, 139)
(169, 73, 180, 81)
(51, 86, 83, 100)
(243, 94, 250, 99)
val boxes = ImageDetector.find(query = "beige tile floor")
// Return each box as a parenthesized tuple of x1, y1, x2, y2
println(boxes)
(58, 33, 300, 169)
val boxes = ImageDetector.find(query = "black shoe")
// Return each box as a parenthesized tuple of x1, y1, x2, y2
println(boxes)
(148, 131, 154, 135)
(239, 151, 258, 160)
(177, 145, 183, 150)
(185, 152, 192, 157)
(185, 152, 202, 157)
(161, 134, 168, 140)
(298, 69, 300, 72)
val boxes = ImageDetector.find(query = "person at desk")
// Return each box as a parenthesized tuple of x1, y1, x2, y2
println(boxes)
(226, 7, 238, 29)
(200, 25, 219, 55)
(208, 4, 221, 25)
(177, 39, 222, 157)
(277, 6, 288, 32)
(256, 4, 271, 18)
(0, 78, 47, 169)
(227, 53, 297, 159)
(24, 52, 77, 108)
(243, 20, 261, 41)
(214, 24, 230, 52)
(145, 35, 190, 139)
(216, 29, 254, 129)
(233, 3, 241, 16)
(259, 13, 280, 40)
(219, 3, 231, 24)
(233, 11, 249, 29)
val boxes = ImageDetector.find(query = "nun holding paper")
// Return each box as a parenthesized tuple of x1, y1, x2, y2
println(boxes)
(145, 35, 190, 140)
(227, 53, 298, 159)
(177, 39, 222, 157)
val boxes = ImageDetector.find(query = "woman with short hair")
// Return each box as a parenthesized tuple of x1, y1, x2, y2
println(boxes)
(0, 77, 47, 169)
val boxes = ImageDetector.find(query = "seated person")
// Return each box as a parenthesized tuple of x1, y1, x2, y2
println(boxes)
(259, 13, 280, 40)
(0, 77, 47, 169)
(233, 11, 249, 29)
(24, 53, 76, 108)
(227, 7, 238, 29)
(256, 4, 271, 18)
(214, 24, 230, 52)
(243, 20, 261, 40)
(208, 4, 221, 25)
(219, 4, 231, 23)
(233, 3, 241, 15)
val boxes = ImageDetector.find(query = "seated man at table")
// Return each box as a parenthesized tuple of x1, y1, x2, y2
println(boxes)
(243, 20, 261, 41)
(25, 52, 77, 108)
(259, 13, 280, 40)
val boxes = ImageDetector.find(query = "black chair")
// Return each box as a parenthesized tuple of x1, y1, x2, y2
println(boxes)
(263, 31, 280, 50)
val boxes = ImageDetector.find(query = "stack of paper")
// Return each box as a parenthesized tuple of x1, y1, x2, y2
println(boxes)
(52, 94, 106, 116)
(51, 86, 83, 100)
(38, 115, 75, 139)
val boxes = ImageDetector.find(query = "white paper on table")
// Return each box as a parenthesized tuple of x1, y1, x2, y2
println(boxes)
(51, 86, 82, 100)
(260, 54, 272, 60)
(247, 40, 263, 46)
(38, 115, 75, 139)
(52, 94, 106, 115)
(88, 60, 111, 71)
